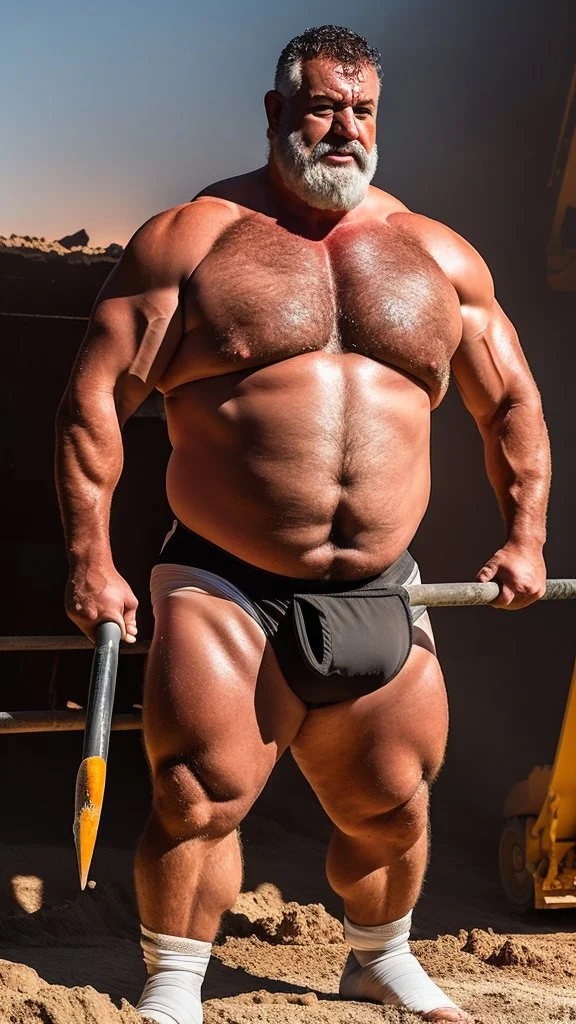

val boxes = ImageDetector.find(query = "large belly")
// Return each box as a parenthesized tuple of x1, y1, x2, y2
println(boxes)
(164, 352, 431, 578)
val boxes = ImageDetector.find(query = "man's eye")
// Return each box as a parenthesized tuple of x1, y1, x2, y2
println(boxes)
(355, 109, 372, 118)
(312, 105, 333, 114)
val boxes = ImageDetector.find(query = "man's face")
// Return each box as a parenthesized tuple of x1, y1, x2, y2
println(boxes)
(269, 56, 379, 212)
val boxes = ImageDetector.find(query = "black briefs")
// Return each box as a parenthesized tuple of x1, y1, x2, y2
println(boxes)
(155, 522, 421, 707)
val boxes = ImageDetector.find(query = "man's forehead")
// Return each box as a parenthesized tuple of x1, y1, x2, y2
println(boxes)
(299, 56, 379, 103)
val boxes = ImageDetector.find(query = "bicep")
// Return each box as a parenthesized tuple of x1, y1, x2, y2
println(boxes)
(64, 226, 183, 423)
(452, 301, 538, 425)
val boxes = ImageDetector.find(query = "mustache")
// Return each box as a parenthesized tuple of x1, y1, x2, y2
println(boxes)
(311, 139, 370, 170)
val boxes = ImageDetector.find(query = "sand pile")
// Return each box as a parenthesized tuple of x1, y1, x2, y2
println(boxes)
(1, 868, 573, 1024)
(221, 882, 344, 945)
(0, 837, 575, 1024)
(208, 891, 576, 1024)
(0, 959, 141, 1024)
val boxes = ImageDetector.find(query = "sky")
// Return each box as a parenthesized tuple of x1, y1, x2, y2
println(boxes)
(1, 0, 573, 248)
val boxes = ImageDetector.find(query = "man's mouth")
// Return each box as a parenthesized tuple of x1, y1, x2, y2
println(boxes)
(312, 141, 366, 167)
(321, 152, 356, 164)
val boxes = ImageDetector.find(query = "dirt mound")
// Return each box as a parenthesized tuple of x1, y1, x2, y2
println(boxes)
(0, 959, 141, 1024)
(222, 884, 344, 945)
(462, 927, 501, 960)
(0, 842, 575, 1023)
(486, 937, 547, 969)
(459, 928, 576, 983)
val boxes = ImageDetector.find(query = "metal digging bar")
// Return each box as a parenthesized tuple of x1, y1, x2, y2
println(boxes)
(73, 621, 121, 889)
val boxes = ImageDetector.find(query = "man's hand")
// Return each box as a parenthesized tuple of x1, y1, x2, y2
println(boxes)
(65, 563, 139, 642)
(476, 541, 547, 610)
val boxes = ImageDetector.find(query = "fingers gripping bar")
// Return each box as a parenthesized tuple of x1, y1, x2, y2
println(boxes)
(405, 578, 576, 607)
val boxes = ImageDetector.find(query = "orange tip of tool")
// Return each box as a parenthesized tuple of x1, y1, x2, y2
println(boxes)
(73, 755, 107, 890)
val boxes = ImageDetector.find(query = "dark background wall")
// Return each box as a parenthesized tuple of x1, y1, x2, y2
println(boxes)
(0, 0, 574, 851)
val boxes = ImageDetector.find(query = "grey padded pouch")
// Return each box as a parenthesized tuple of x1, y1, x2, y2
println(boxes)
(291, 586, 412, 682)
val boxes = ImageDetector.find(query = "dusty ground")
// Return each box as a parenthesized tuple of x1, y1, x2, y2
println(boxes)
(0, 811, 574, 1024)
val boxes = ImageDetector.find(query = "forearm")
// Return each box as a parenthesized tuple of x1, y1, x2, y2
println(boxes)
(480, 397, 551, 548)
(55, 386, 124, 566)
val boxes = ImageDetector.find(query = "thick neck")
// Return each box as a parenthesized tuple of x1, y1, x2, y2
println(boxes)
(266, 156, 353, 234)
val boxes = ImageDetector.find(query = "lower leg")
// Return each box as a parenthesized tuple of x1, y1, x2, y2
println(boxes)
(326, 798, 429, 926)
(134, 814, 243, 1024)
(133, 590, 304, 1023)
(134, 812, 243, 940)
(328, 791, 472, 1022)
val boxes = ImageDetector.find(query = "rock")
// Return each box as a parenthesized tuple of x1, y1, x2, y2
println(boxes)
(57, 229, 89, 249)
(462, 928, 501, 960)
(487, 938, 547, 969)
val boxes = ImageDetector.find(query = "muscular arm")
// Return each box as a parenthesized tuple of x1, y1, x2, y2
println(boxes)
(55, 208, 189, 638)
(452, 297, 550, 549)
(448, 238, 550, 607)
(393, 211, 550, 607)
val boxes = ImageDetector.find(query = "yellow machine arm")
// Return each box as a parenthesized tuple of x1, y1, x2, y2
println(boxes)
(502, 660, 576, 909)
(547, 63, 576, 291)
(527, 660, 576, 906)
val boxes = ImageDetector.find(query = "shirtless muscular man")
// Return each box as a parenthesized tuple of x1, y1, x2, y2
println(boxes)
(55, 26, 550, 1024)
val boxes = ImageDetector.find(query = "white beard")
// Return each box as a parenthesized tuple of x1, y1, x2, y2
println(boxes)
(271, 129, 378, 211)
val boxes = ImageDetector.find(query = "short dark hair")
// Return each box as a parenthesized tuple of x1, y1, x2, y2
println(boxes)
(275, 25, 382, 96)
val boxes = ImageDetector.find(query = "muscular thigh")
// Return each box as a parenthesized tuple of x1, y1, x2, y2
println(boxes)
(291, 645, 448, 828)
(144, 589, 306, 799)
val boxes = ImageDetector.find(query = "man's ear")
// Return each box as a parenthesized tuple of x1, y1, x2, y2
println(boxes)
(264, 90, 284, 140)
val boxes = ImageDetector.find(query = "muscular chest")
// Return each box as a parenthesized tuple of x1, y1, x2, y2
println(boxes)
(176, 216, 462, 397)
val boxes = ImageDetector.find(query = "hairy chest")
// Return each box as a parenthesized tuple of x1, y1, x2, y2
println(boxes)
(172, 216, 462, 398)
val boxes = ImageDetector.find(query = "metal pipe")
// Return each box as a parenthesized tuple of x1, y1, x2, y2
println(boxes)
(407, 578, 576, 607)
(0, 579, 574, 656)
(0, 711, 142, 733)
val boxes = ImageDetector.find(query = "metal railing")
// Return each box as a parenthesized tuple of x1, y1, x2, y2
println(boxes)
(0, 635, 146, 733)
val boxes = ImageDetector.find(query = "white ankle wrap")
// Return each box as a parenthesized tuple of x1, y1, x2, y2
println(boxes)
(341, 913, 459, 1014)
(136, 926, 211, 1024)
(344, 910, 413, 947)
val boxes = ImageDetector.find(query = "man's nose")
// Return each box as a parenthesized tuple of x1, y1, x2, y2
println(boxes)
(333, 107, 360, 140)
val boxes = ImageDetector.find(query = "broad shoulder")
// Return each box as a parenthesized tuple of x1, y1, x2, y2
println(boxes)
(127, 172, 269, 272)
(386, 209, 494, 310)
(124, 198, 241, 284)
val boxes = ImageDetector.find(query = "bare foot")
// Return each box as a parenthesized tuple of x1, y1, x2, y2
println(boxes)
(423, 1009, 475, 1023)
(339, 951, 475, 1022)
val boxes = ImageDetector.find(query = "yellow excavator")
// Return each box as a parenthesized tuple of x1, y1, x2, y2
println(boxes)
(499, 660, 576, 911)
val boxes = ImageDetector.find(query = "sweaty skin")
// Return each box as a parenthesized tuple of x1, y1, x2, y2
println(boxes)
(162, 207, 458, 576)
(56, 56, 550, 1024)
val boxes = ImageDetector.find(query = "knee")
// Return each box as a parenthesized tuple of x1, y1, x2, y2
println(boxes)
(152, 758, 250, 843)
(335, 774, 431, 847)
(378, 778, 430, 849)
